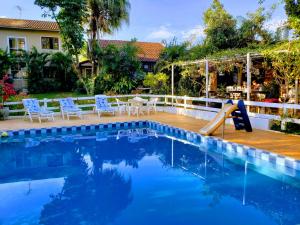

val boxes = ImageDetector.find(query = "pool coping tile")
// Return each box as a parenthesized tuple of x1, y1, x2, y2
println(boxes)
(1, 119, 300, 173)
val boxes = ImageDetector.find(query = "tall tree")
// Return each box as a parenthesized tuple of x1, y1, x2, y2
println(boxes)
(35, 0, 86, 62)
(94, 41, 143, 94)
(35, 0, 88, 92)
(237, 7, 273, 47)
(87, 0, 130, 78)
(284, 0, 300, 36)
(203, 0, 238, 50)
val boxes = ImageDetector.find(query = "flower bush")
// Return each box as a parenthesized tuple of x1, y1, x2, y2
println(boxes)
(0, 75, 16, 108)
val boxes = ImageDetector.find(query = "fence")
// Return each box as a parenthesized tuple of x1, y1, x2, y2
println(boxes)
(3, 94, 300, 128)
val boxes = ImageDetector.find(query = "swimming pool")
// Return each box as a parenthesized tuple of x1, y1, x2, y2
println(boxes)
(1, 121, 300, 225)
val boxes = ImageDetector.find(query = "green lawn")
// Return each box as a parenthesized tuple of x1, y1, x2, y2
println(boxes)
(8, 92, 88, 102)
(28, 92, 88, 99)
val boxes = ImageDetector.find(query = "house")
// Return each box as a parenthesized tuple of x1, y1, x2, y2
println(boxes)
(79, 40, 164, 76)
(0, 18, 61, 54)
(0, 18, 61, 90)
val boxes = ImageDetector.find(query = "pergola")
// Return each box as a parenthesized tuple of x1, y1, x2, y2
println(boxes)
(170, 53, 265, 103)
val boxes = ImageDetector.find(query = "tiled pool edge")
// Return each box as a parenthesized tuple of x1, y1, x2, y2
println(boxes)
(148, 121, 300, 173)
(1, 120, 300, 172)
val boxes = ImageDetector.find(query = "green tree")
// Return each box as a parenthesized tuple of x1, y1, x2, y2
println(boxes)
(178, 66, 204, 97)
(154, 39, 189, 94)
(143, 72, 169, 94)
(284, 0, 300, 36)
(188, 44, 215, 60)
(237, 7, 273, 47)
(203, 0, 238, 50)
(46, 52, 78, 91)
(35, 0, 87, 92)
(87, 0, 131, 80)
(94, 41, 143, 94)
(263, 41, 300, 99)
(35, 0, 86, 60)
(25, 48, 77, 93)
(24, 47, 49, 93)
(155, 39, 189, 72)
(0, 49, 15, 78)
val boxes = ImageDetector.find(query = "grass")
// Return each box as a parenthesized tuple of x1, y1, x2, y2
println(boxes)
(28, 92, 88, 100)
(7, 92, 88, 102)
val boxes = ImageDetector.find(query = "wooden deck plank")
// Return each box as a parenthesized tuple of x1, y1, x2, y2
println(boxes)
(1, 112, 300, 159)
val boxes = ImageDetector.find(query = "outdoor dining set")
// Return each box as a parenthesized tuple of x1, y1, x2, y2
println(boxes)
(22, 96, 159, 123)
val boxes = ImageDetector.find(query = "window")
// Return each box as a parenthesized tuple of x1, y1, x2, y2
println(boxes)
(41, 37, 59, 50)
(8, 37, 26, 53)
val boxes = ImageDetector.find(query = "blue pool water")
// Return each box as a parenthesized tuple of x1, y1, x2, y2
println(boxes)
(0, 126, 300, 225)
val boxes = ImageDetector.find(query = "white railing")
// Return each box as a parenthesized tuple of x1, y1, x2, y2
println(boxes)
(3, 94, 300, 127)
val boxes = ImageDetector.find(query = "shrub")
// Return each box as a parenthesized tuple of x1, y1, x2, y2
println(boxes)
(0, 75, 16, 107)
(178, 75, 203, 97)
(94, 74, 114, 94)
(143, 72, 169, 94)
(93, 41, 144, 94)
(271, 120, 300, 135)
(0, 49, 15, 78)
(75, 79, 88, 94)
(26, 48, 78, 94)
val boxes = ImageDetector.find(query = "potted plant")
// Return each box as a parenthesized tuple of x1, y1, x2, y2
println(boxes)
(0, 75, 16, 120)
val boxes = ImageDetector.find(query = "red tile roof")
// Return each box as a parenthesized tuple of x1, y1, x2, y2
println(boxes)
(0, 18, 59, 32)
(99, 40, 164, 62)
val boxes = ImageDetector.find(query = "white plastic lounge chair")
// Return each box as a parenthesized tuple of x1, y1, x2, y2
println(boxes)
(95, 95, 116, 117)
(146, 97, 158, 115)
(22, 99, 54, 123)
(59, 98, 83, 120)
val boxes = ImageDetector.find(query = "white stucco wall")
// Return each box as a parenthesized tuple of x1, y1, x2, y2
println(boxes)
(0, 29, 62, 52)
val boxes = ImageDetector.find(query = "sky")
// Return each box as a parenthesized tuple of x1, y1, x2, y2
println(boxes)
(0, 0, 287, 43)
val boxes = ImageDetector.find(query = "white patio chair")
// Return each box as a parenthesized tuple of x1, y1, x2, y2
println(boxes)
(146, 97, 158, 115)
(115, 98, 128, 115)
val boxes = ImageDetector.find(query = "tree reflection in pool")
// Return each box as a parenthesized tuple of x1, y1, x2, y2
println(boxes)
(0, 130, 300, 225)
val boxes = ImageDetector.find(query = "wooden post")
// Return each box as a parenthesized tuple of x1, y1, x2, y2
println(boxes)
(246, 53, 251, 102)
(205, 60, 209, 107)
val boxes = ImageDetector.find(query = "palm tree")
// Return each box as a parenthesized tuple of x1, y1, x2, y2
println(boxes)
(87, 0, 130, 78)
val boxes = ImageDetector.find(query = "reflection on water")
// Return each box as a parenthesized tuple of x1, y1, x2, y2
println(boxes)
(0, 130, 300, 225)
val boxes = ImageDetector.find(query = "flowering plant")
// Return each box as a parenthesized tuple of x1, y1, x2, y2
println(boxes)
(0, 75, 16, 108)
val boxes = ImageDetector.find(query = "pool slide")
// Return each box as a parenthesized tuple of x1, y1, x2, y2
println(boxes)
(199, 103, 238, 136)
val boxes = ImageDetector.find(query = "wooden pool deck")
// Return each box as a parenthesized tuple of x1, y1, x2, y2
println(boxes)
(1, 112, 300, 160)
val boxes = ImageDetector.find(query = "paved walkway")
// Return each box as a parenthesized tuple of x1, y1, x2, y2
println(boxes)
(1, 112, 300, 159)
